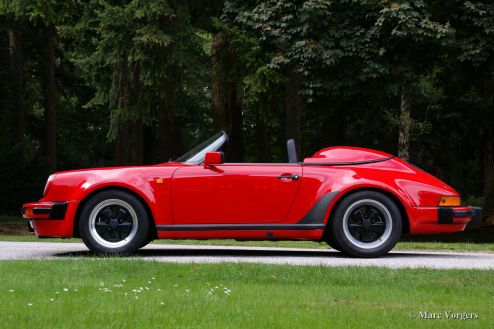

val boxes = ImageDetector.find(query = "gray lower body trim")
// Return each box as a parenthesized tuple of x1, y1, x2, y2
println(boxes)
(297, 191, 339, 225)
(156, 224, 325, 231)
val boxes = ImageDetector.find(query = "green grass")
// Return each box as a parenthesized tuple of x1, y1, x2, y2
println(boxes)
(0, 260, 492, 329)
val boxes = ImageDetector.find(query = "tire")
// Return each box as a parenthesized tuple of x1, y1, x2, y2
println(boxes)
(325, 232, 343, 252)
(79, 190, 151, 254)
(330, 191, 402, 258)
(139, 236, 154, 249)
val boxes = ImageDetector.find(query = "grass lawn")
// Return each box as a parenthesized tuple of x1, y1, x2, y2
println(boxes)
(2, 215, 494, 252)
(0, 260, 492, 329)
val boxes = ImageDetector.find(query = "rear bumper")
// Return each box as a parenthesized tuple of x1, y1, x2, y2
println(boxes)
(438, 206, 476, 224)
(407, 205, 482, 235)
(465, 206, 483, 230)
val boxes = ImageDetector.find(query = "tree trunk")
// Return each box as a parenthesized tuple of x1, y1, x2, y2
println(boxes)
(324, 105, 346, 146)
(143, 126, 157, 164)
(130, 62, 143, 165)
(8, 29, 25, 145)
(256, 97, 269, 162)
(212, 33, 243, 162)
(158, 100, 175, 162)
(114, 56, 130, 165)
(131, 120, 143, 165)
(285, 69, 302, 159)
(39, 27, 57, 172)
(398, 82, 411, 161)
(483, 130, 494, 224)
(158, 64, 183, 162)
(483, 60, 494, 224)
(115, 121, 129, 165)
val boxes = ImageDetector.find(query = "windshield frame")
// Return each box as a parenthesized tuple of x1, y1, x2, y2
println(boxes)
(175, 131, 228, 164)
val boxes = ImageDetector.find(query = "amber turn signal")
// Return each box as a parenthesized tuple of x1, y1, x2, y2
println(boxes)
(24, 208, 33, 216)
(438, 196, 461, 207)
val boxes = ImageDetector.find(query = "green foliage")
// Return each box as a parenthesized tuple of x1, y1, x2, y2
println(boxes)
(0, 0, 494, 213)
(60, 0, 208, 140)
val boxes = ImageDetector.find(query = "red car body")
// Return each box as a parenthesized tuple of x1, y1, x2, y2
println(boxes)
(22, 132, 481, 256)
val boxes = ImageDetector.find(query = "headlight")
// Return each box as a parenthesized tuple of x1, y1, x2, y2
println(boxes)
(43, 174, 56, 197)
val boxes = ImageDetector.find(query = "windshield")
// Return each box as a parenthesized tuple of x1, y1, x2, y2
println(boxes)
(175, 131, 228, 164)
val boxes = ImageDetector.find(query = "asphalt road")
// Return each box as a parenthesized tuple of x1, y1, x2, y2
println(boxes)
(0, 241, 493, 269)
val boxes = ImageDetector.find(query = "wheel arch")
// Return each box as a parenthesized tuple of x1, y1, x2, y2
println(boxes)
(73, 186, 157, 239)
(325, 187, 410, 236)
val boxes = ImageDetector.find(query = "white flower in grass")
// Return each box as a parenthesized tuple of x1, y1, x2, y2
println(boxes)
(122, 279, 126, 282)
(63, 288, 68, 292)
(152, 277, 156, 280)
(27, 303, 32, 306)
(8, 290, 14, 293)
(55, 292, 59, 294)
(160, 302, 165, 305)
(49, 298, 54, 302)
(157, 288, 161, 291)
(173, 284, 178, 287)
(148, 281, 152, 284)
(135, 296, 139, 300)
(185, 289, 190, 293)
(73, 289, 78, 292)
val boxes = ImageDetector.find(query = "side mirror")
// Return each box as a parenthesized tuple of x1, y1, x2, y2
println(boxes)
(204, 152, 223, 168)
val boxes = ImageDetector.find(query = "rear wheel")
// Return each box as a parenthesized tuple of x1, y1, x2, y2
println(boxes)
(330, 191, 402, 258)
(79, 190, 151, 254)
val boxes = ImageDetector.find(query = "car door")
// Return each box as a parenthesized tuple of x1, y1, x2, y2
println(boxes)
(171, 164, 303, 224)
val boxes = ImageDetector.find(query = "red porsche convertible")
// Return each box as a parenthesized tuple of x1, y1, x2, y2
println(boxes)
(22, 131, 481, 257)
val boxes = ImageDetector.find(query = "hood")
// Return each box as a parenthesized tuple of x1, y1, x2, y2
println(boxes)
(303, 146, 394, 165)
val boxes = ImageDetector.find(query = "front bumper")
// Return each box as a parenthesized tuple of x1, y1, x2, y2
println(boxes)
(22, 201, 68, 220)
(22, 201, 77, 237)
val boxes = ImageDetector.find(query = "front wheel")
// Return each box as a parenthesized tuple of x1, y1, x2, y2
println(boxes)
(79, 190, 151, 254)
(329, 191, 402, 258)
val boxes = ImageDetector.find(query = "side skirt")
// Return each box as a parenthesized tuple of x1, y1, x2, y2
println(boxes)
(156, 224, 325, 231)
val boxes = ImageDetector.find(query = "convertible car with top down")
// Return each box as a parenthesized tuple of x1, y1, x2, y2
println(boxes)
(22, 131, 482, 257)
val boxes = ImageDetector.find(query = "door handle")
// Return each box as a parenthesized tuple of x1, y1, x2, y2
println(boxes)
(276, 174, 300, 180)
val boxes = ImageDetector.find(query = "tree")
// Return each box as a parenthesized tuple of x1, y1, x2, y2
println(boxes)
(369, 1, 452, 161)
(8, 27, 25, 144)
(211, 32, 244, 161)
(2, 0, 77, 171)
(454, 1, 494, 222)
(64, 0, 206, 164)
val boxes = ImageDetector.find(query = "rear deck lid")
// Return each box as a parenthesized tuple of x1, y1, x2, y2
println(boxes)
(303, 146, 393, 165)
